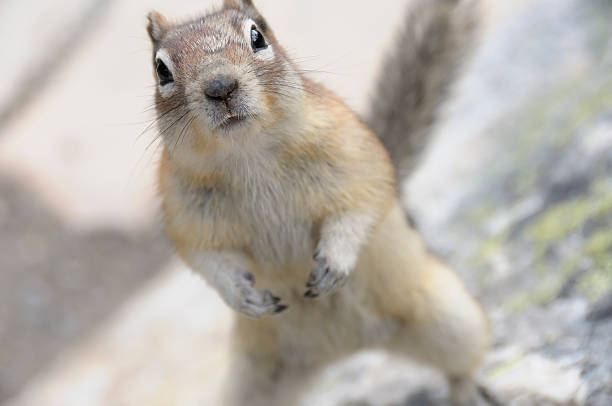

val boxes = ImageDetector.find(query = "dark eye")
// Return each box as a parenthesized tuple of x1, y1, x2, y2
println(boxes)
(250, 26, 267, 52)
(156, 59, 174, 86)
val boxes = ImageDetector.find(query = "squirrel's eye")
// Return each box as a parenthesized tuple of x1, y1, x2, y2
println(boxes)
(156, 59, 174, 86)
(250, 26, 267, 52)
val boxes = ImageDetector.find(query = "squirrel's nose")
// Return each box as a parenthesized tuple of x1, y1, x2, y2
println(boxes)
(205, 75, 237, 100)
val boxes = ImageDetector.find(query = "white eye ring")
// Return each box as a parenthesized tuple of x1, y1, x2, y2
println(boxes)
(243, 19, 274, 60)
(155, 49, 176, 98)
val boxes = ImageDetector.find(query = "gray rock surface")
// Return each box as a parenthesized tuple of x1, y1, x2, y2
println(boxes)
(408, 0, 612, 404)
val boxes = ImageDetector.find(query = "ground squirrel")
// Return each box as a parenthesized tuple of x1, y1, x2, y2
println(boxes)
(147, 0, 493, 405)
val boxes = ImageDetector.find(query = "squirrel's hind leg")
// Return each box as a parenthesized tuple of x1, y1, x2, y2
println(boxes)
(223, 355, 314, 406)
(223, 319, 316, 406)
(383, 260, 495, 406)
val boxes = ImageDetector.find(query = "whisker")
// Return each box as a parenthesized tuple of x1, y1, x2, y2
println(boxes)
(166, 110, 192, 152)
(175, 113, 197, 152)
(266, 81, 331, 99)
(138, 103, 185, 141)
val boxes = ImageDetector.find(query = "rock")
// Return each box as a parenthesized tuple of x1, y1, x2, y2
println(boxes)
(407, 0, 612, 404)
(588, 292, 612, 321)
(488, 354, 587, 405)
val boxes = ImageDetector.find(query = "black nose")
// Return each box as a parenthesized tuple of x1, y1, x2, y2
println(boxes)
(205, 75, 237, 100)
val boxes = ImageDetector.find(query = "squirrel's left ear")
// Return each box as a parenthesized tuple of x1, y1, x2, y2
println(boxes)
(224, 0, 269, 32)
(147, 11, 170, 43)
(223, 0, 255, 9)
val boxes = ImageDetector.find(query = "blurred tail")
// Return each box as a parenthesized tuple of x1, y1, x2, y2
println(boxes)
(367, 0, 480, 179)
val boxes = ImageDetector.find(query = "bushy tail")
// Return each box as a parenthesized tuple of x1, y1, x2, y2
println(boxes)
(367, 0, 480, 179)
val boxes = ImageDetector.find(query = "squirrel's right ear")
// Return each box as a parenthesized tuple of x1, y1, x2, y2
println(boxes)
(147, 11, 170, 43)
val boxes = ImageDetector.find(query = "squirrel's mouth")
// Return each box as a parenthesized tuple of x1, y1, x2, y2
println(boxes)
(217, 115, 249, 131)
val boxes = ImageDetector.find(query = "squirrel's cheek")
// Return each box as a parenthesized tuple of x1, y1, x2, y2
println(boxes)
(158, 83, 175, 99)
(253, 45, 275, 61)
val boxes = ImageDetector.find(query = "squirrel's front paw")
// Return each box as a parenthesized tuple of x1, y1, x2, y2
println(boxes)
(304, 249, 352, 298)
(218, 269, 287, 318)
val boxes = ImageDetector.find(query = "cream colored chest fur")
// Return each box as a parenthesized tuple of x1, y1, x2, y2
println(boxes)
(165, 153, 324, 267)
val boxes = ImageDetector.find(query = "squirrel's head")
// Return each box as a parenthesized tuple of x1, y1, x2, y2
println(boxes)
(147, 0, 305, 151)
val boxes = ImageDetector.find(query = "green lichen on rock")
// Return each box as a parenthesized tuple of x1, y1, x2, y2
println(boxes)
(579, 263, 612, 302)
(486, 353, 527, 378)
(503, 275, 565, 312)
(578, 230, 612, 302)
(511, 74, 612, 187)
(526, 180, 612, 259)
(584, 229, 612, 256)
(514, 170, 539, 197)
(474, 230, 508, 263)
(514, 77, 583, 161)
(501, 182, 612, 312)
(566, 82, 612, 141)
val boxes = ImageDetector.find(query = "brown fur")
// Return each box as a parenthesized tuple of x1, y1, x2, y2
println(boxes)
(148, 1, 492, 405)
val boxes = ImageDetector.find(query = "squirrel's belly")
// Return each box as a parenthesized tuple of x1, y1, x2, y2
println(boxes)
(269, 286, 400, 365)
(247, 218, 315, 269)
(167, 172, 317, 263)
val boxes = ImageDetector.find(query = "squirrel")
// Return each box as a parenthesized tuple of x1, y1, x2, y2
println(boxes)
(146, 0, 494, 405)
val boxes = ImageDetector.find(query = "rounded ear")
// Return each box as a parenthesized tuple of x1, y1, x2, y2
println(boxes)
(223, 0, 269, 33)
(147, 11, 170, 43)
(223, 0, 255, 9)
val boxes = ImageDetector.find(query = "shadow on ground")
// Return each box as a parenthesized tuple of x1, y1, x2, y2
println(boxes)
(0, 176, 172, 401)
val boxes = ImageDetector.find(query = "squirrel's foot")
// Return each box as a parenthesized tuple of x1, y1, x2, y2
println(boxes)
(304, 249, 351, 298)
(218, 269, 287, 318)
(450, 378, 504, 406)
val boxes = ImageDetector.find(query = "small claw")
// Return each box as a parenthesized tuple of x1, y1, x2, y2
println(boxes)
(308, 267, 329, 287)
(304, 290, 319, 298)
(306, 269, 317, 287)
(275, 304, 288, 313)
(313, 250, 321, 261)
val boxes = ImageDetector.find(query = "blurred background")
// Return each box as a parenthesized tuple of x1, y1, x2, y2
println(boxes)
(0, 0, 611, 405)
